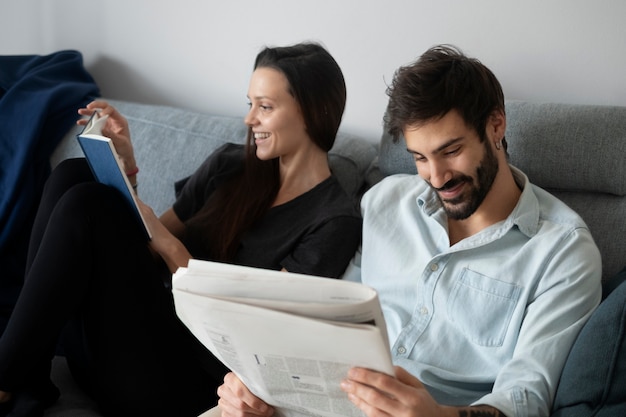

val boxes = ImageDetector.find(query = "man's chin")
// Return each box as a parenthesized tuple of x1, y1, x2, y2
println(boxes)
(442, 202, 474, 220)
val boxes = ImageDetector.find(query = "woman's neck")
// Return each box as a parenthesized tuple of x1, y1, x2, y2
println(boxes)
(272, 148, 331, 207)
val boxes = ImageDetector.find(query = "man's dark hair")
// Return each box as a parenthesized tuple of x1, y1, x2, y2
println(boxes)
(385, 44, 505, 144)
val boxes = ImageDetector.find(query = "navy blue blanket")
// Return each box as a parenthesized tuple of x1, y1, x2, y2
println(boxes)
(0, 50, 99, 298)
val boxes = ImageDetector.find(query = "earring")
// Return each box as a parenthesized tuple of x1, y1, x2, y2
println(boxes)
(495, 140, 502, 150)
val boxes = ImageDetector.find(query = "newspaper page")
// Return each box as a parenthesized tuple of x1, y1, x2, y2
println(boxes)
(172, 260, 394, 417)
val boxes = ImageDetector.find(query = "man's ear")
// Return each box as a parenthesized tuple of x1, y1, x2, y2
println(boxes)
(488, 110, 506, 141)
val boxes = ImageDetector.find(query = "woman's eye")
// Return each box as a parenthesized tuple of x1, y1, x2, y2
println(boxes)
(260, 105, 272, 111)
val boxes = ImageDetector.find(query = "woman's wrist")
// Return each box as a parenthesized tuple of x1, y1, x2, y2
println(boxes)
(125, 166, 139, 192)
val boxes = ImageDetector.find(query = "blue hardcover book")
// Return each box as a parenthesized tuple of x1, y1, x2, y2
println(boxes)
(77, 112, 152, 239)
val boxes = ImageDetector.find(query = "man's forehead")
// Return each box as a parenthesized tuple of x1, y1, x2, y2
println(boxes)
(403, 112, 471, 153)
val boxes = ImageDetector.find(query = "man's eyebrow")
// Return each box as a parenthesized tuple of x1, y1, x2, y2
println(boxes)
(406, 137, 464, 155)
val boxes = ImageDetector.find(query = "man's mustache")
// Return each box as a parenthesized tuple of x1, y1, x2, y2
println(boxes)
(431, 176, 472, 192)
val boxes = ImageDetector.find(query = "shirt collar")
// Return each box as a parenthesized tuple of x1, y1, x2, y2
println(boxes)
(507, 165, 540, 238)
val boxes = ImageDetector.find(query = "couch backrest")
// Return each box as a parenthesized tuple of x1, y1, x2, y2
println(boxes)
(374, 100, 626, 281)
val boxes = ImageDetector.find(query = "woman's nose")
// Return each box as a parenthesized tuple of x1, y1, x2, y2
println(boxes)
(244, 108, 255, 126)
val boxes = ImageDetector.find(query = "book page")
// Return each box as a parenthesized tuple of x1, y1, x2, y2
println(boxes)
(82, 110, 109, 135)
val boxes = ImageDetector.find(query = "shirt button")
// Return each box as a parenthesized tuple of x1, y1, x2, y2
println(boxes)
(430, 263, 439, 271)
(397, 346, 407, 354)
(420, 306, 429, 315)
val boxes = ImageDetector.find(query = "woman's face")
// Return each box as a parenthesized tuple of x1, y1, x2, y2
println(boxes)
(245, 67, 311, 161)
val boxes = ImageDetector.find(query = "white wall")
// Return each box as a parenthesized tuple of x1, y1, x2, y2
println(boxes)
(3, 0, 626, 143)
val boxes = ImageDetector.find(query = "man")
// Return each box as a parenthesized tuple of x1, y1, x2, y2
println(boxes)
(216, 45, 602, 417)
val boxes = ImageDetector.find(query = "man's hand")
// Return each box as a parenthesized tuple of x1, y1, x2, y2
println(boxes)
(341, 366, 505, 417)
(341, 366, 454, 417)
(217, 372, 274, 417)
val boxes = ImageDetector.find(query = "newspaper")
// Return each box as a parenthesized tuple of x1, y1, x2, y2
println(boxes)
(172, 259, 394, 417)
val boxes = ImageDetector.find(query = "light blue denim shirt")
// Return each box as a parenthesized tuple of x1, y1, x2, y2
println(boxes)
(343, 167, 602, 417)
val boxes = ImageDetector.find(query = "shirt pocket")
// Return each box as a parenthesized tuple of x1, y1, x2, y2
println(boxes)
(447, 268, 521, 347)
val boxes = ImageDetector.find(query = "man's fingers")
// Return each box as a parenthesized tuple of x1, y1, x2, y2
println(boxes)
(218, 373, 274, 416)
(394, 366, 424, 388)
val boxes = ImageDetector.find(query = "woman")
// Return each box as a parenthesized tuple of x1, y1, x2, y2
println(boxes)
(0, 42, 361, 417)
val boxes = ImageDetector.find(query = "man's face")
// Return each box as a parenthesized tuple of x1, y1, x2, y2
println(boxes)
(404, 110, 499, 220)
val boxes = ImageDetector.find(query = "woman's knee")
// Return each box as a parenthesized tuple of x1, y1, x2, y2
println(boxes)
(54, 182, 125, 220)
(45, 158, 94, 196)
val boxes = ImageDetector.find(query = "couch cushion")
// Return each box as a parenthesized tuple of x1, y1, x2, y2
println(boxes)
(52, 99, 377, 216)
(330, 131, 378, 197)
(375, 127, 415, 178)
(550, 267, 626, 416)
(506, 100, 626, 196)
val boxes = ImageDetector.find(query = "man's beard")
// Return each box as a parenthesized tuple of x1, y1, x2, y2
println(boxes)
(432, 141, 499, 220)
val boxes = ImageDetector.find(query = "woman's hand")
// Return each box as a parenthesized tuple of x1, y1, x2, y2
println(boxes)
(77, 100, 137, 176)
(217, 372, 274, 417)
(136, 199, 192, 273)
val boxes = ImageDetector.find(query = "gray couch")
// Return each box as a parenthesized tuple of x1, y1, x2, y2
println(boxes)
(45, 99, 626, 416)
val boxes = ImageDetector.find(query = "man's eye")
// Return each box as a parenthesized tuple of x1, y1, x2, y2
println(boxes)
(445, 147, 461, 156)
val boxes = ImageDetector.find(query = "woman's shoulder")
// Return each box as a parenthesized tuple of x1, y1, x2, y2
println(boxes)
(190, 142, 245, 179)
(305, 175, 361, 218)
(174, 143, 245, 204)
(210, 142, 245, 164)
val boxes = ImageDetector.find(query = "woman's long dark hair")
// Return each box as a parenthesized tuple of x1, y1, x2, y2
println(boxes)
(184, 42, 346, 262)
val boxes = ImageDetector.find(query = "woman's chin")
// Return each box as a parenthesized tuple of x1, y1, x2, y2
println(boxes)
(255, 148, 274, 161)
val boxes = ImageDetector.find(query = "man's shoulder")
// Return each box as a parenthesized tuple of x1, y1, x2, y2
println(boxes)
(529, 183, 589, 230)
(512, 166, 587, 230)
